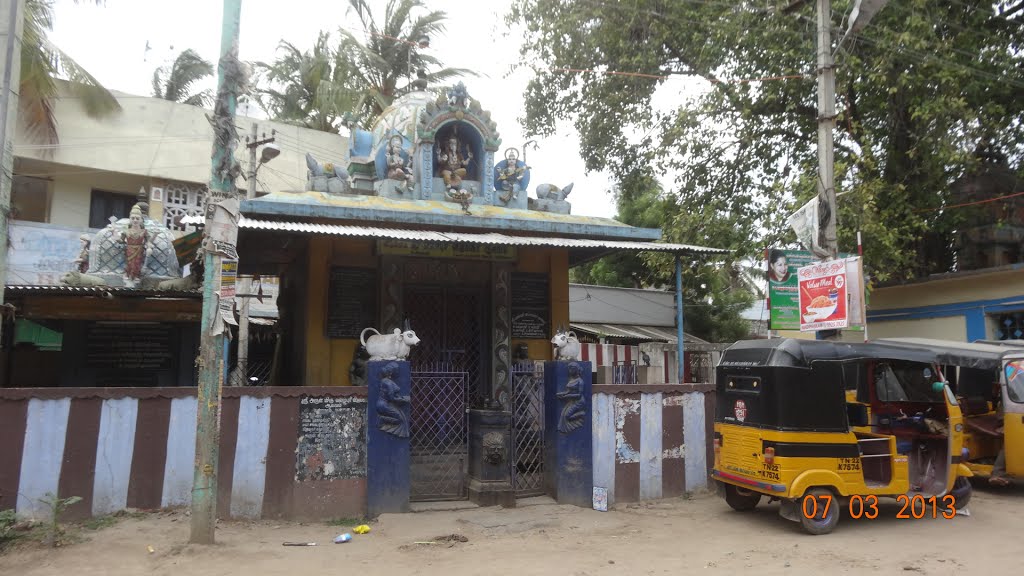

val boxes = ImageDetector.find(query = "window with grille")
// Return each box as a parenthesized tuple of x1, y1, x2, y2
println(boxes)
(995, 311, 1024, 341)
(163, 181, 207, 231)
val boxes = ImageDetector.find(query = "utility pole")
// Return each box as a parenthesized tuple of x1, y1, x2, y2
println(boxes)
(232, 123, 275, 386)
(0, 0, 24, 344)
(816, 0, 839, 260)
(191, 0, 242, 545)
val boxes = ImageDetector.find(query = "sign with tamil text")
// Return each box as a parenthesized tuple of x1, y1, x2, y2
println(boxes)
(798, 259, 849, 332)
(5, 221, 92, 285)
(377, 238, 516, 260)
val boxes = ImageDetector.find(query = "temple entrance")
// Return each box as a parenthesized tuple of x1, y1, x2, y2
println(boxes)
(405, 285, 488, 501)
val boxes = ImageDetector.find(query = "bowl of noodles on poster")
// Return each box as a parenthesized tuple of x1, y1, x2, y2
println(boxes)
(797, 260, 848, 331)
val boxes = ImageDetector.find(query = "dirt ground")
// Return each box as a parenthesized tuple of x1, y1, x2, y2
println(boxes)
(3, 483, 1021, 576)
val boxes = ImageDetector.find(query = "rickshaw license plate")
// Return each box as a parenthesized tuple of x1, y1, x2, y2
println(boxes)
(838, 458, 861, 471)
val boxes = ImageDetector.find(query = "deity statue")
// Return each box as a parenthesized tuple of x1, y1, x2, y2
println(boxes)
(72, 234, 91, 273)
(385, 135, 414, 192)
(496, 147, 529, 204)
(437, 131, 473, 191)
(119, 204, 152, 286)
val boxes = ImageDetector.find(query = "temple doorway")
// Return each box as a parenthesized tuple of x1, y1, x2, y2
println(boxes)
(404, 284, 489, 501)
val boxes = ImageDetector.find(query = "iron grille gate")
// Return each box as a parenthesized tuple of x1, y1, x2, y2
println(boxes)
(510, 362, 545, 496)
(410, 364, 468, 501)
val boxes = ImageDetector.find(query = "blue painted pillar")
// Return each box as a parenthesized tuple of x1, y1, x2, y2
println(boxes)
(544, 360, 593, 507)
(366, 360, 411, 516)
(675, 255, 685, 383)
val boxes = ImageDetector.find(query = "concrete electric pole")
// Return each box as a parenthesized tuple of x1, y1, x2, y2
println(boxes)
(816, 0, 839, 260)
(231, 122, 276, 386)
(191, 0, 242, 545)
(0, 0, 24, 343)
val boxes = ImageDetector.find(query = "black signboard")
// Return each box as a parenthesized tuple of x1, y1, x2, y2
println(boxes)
(86, 323, 174, 371)
(326, 267, 377, 339)
(295, 395, 367, 482)
(511, 273, 550, 339)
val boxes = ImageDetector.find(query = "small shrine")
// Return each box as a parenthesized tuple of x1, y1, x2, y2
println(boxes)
(303, 82, 574, 215)
(60, 201, 195, 290)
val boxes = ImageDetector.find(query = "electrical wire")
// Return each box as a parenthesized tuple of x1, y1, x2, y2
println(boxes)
(914, 190, 1024, 213)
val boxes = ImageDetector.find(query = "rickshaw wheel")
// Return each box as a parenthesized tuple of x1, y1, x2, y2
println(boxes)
(947, 477, 972, 511)
(798, 488, 839, 535)
(724, 484, 762, 511)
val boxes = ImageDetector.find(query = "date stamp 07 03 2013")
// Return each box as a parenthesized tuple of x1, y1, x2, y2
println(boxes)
(801, 493, 958, 520)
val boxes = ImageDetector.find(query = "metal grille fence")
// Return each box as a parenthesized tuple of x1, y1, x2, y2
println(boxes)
(510, 362, 545, 496)
(409, 364, 468, 501)
(613, 361, 637, 385)
(689, 351, 714, 384)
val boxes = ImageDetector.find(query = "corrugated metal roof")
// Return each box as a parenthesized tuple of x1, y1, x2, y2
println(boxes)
(4, 285, 201, 298)
(570, 322, 708, 344)
(238, 217, 729, 255)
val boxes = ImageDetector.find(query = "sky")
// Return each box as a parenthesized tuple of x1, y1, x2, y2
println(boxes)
(46, 0, 694, 220)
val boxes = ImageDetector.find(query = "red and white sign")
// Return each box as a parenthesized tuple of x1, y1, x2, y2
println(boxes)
(797, 259, 849, 332)
(734, 400, 747, 423)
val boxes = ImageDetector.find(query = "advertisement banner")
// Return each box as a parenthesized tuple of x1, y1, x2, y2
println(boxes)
(766, 249, 815, 331)
(797, 259, 849, 332)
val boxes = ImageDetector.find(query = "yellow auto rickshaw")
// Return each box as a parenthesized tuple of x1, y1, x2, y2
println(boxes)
(878, 338, 1024, 486)
(712, 338, 973, 535)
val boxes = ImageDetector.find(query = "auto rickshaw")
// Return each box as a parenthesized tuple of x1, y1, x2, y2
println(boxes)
(877, 338, 1024, 486)
(711, 338, 973, 535)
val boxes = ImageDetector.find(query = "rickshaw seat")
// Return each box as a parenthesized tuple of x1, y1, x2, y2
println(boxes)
(966, 414, 1002, 437)
(961, 396, 992, 416)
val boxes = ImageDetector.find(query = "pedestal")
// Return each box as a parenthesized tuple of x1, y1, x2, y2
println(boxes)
(366, 360, 411, 516)
(544, 361, 593, 507)
(467, 410, 515, 507)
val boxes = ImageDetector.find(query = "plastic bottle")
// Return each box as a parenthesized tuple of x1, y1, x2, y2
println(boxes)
(334, 533, 352, 544)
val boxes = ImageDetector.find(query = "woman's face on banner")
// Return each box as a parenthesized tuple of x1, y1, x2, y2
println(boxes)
(771, 256, 787, 280)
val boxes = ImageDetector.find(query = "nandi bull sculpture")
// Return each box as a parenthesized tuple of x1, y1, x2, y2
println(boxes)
(550, 324, 582, 361)
(360, 319, 421, 361)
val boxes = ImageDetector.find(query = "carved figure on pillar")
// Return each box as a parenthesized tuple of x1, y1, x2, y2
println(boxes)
(556, 362, 587, 434)
(376, 362, 411, 438)
(120, 204, 152, 287)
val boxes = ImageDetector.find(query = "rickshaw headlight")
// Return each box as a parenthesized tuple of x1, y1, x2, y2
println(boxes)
(764, 446, 775, 465)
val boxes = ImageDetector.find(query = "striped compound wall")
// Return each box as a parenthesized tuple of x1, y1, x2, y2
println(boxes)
(0, 387, 368, 522)
(591, 384, 714, 506)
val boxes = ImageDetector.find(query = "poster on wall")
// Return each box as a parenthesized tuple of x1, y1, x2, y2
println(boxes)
(797, 259, 849, 332)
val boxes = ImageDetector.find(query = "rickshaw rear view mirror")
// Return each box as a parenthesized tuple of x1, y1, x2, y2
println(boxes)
(846, 403, 869, 428)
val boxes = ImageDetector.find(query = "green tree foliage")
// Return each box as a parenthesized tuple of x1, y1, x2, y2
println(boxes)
(508, 0, 1024, 284)
(151, 49, 214, 107)
(570, 171, 757, 342)
(254, 0, 473, 131)
(21, 0, 120, 146)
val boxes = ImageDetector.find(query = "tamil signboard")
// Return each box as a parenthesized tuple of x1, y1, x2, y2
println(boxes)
(5, 221, 93, 285)
(377, 238, 516, 260)
(767, 248, 865, 332)
(797, 259, 849, 332)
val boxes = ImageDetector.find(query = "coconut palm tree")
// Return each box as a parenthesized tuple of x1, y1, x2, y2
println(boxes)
(339, 0, 474, 119)
(253, 31, 370, 133)
(151, 49, 214, 107)
(20, 0, 120, 146)
(253, 0, 473, 131)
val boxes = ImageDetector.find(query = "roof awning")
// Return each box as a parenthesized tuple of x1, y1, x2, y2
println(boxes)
(237, 217, 730, 258)
(569, 323, 708, 345)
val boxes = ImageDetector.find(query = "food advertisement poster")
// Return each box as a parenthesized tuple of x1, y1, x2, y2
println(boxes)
(797, 259, 849, 332)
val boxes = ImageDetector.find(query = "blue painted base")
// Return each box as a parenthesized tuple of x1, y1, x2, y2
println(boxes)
(544, 361, 593, 508)
(366, 360, 411, 516)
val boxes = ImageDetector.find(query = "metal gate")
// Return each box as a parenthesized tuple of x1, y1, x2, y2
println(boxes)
(510, 362, 545, 497)
(409, 365, 468, 501)
(404, 286, 486, 501)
